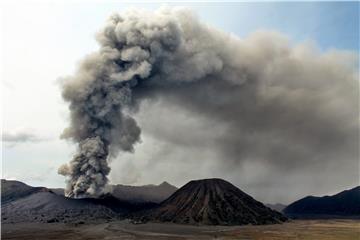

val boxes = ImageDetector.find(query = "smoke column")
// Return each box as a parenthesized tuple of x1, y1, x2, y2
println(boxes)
(59, 7, 358, 198)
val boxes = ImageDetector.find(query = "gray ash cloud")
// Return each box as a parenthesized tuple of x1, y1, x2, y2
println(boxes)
(59, 7, 358, 199)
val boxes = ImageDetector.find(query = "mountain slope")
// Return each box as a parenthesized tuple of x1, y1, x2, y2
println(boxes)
(1, 179, 158, 224)
(1, 191, 157, 224)
(266, 203, 287, 212)
(2, 191, 117, 223)
(1, 179, 50, 204)
(110, 181, 177, 203)
(144, 178, 287, 225)
(48, 181, 177, 203)
(283, 186, 360, 218)
(50, 188, 65, 195)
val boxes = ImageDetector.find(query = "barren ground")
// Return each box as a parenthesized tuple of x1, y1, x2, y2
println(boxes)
(2, 219, 359, 240)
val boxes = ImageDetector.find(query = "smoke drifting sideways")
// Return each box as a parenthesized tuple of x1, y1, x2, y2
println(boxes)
(58, 7, 359, 198)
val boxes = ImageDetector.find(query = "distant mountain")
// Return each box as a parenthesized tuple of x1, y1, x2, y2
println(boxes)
(266, 203, 287, 212)
(283, 186, 360, 219)
(110, 181, 178, 203)
(50, 188, 65, 195)
(48, 181, 177, 203)
(143, 178, 287, 225)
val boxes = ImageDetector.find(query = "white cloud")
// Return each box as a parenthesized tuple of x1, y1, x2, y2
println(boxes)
(2, 129, 42, 143)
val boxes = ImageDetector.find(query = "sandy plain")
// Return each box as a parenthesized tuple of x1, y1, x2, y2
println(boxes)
(2, 219, 359, 240)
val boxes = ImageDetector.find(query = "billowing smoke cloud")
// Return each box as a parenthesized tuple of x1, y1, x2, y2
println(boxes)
(59, 7, 358, 199)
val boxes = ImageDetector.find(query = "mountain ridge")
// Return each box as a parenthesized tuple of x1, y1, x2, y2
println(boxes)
(110, 181, 178, 203)
(283, 186, 360, 218)
(266, 203, 287, 212)
(0, 179, 177, 204)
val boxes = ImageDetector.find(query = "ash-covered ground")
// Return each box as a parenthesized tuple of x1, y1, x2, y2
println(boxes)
(2, 220, 359, 240)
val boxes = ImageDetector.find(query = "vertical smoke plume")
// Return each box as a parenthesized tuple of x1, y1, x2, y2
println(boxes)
(59, 7, 358, 198)
(58, 7, 184, 197)
(58, 7, 228, 197)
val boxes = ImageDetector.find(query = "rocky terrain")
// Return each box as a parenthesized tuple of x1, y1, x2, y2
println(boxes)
(283, 186, 360, 219)
(143, 178, 287, 225)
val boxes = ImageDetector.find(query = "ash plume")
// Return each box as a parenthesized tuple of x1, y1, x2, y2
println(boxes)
(59, 7, 358, 198)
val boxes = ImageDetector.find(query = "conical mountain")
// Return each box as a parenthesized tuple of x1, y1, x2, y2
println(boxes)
(146, 178, 287, 225)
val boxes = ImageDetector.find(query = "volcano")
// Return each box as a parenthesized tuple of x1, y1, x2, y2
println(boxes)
(144, 178, 287, 225)
(1, 180, 156, 224)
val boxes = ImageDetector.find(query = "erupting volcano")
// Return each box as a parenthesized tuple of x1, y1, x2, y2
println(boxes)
(57, 7, 358, 200)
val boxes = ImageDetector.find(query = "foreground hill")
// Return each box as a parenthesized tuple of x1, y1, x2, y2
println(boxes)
(284, 186, 360, 219)
(144, 178, 287, 225)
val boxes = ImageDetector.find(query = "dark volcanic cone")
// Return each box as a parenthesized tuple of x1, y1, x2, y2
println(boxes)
(145, 178, 287, 225)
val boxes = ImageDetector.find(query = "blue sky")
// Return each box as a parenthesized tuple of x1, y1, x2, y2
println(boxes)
(1, 1, 359, 202)
(160, 2, 359, 51)
(49, 1, 359, 51)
